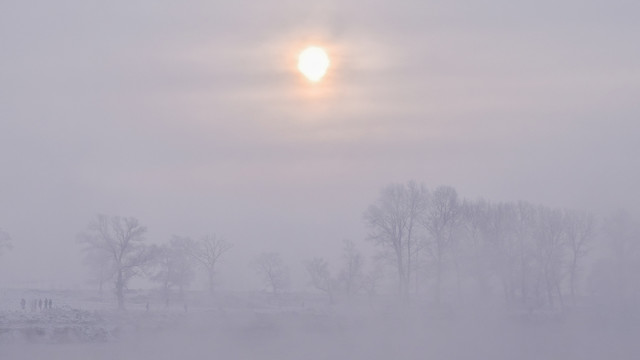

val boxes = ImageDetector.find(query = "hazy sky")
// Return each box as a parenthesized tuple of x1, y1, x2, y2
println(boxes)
(1, 0, 639, 288)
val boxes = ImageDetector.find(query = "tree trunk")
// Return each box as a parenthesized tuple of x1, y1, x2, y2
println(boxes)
(435, 252, 442, 304)
(207, 269, 215, 294)
(545, 268, 554, 308)
(570, 256, 578, 305)
(406, 238, 412, 300)
(396, 248, 404, 297)
(116, 270, 125, 310)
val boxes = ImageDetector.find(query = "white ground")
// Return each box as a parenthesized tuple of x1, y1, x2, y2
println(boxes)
(1, 288, 640, 360)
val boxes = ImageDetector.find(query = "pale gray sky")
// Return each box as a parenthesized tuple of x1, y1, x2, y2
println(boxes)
(1, 0, 639, 288)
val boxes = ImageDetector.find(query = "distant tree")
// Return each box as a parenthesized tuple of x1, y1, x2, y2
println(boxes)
(421, 185, 461, 304)
(600, 209, 640, 307)
(339, 239, 364, 296)
(253, 252, 289, 296)
(185, 234, 233, 294)
(305, 257, 337, 303)
(483, 201, 538, 307)
(512, 202, 537, 307)
(458, 199, 494, 298)
(82, 248, 113, 294)
(363, 181, 428, 298)
(479, 202, 518, 305)
(168, 236, 196, 299)
(152, 237, 195, 306)
(563, 209, 595, 304)
(152, 244, 175, 306)
(361, 257, 385, 299)
(78, 215, 157, 310)
(533, 206, 566, 307)
(0, 228, 11, 257)
(475, 201, 595, 310)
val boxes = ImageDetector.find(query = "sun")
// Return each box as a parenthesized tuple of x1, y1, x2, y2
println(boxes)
(297, 46, 330, 82)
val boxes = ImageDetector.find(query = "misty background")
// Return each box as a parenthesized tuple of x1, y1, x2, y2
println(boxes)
(1, 0, 639, 293)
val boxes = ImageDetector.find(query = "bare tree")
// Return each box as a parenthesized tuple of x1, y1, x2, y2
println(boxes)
(0, 228, 11, 257)
(485, 201, 541, 308)
(421, 185, 460, 304)
(482, 202, 519, 305)
(362, 257, 385, 299)
(153, 244, 176, 307)
(253, 252, 289, 296)
(82, 248, 113, 294)
(600, 209, 640, 307)
(185, 234, 233, 294)
(563, 209, 594, 305)
(533, 206, 567, 308)
(78, 215, 157, 310)
(169, 236, 196, 299)
(363, 181, 428, 298)
(305, 257, 337, 303)
(339, 239, 364, 297)
(152, 237, 194, 306)
(513, 202, 537, 308)
(459, 199, 494, 298)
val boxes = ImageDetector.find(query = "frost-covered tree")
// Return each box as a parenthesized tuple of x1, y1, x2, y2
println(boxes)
(421, 185, 461, 304)
(79, 215, 157, 310)
(83, 248, 113, 294)
(364, 181, 428, 298)
(305, 257, 337, 303)
(152, 237, 195, 306)
(185, 234, 232, 294)
(339, 239, 364, 296)
(563, 209, 594, 304)
(533, 206, 567, 307)
(459, 199, 494, 298)
(253, 252, 289, 296)
(595, 209, 640, 308)
(361, 257, 385, 299)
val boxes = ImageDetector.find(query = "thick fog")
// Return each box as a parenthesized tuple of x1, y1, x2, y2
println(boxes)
(1, 0, 640, 359)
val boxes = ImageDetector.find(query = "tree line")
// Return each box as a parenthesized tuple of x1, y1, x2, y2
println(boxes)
(296, 181, 639, 311)
(360, 181, 640, 311)
(77, 215, 238, 309)
(74, 181, 640, 311)
(3, 180, 637, 312)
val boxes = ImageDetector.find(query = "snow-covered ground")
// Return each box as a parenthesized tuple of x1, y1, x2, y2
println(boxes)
(2, 289, 640, 360)
(0, 288, 353, 345)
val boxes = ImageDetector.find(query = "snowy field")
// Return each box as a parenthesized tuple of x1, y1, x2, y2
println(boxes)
(2, 289, 640, 360)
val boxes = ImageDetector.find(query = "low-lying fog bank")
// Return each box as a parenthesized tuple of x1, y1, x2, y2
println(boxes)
(1, 289, 639, 360)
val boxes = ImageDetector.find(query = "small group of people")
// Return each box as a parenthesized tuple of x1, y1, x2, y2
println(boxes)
(20, 298, 53, 311)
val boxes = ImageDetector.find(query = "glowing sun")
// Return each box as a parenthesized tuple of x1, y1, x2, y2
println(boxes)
(297, 46, 330, 82)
